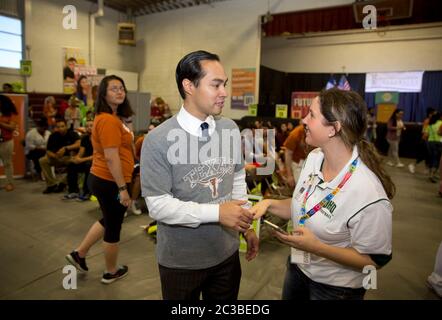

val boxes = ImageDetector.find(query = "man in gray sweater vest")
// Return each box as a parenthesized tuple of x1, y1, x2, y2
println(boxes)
(141, 50, 259, 300)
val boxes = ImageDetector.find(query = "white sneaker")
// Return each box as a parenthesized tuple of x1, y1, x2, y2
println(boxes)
(408, 164, 415, 174)
(124, 211, 128, 218)
(131, 202, 142, 215)
(386, 161, 394, 166)
(396, 163, 405, 168)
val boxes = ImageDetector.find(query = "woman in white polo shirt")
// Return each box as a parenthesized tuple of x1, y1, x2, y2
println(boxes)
(251, 88, 395, 300)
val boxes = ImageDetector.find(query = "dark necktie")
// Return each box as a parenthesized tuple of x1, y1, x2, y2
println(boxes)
(200, 122, 209, 138)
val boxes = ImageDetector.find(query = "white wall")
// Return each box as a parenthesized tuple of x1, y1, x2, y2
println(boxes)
(135, 0, 353, 119)
(262, 23, 442, 73)
(20, 0, 136, 93)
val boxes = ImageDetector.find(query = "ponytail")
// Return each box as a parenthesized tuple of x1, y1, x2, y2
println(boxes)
(357, 139, 396, 199)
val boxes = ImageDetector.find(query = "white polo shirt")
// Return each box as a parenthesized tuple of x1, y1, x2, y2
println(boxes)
(291, 147, 392, 288)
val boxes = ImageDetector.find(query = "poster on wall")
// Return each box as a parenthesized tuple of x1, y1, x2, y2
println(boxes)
(0, 94, 26, 178)
(62, 47, 103, 105)
(62, 47, 86, 94)
(231, 68, 256, 110)
(291, 92, 318, 119)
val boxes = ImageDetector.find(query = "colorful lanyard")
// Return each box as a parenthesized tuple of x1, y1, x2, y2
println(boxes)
(299, 158, 358, 226)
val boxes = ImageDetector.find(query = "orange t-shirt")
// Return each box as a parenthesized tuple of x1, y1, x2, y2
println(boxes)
(90, 113, 134, 182)
(283, 124, 307, 164)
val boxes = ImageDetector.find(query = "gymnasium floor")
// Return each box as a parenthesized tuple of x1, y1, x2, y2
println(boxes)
(0, 159, 440, 300)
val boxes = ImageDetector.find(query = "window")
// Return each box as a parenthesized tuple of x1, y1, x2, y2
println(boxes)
(0, 15, 22, 69)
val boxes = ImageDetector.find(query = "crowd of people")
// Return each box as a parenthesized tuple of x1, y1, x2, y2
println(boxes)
(0, 49, 441, 299)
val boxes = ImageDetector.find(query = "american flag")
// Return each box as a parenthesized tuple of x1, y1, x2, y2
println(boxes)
(338, 75, 351, 91)
(325, 76, 337, 90)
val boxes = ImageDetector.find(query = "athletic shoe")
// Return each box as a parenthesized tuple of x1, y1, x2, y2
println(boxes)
(408, 164, 415, 174)
(386, 161, 394, 167)
(101, 265, 128, 284)
(76, 194, 91, 202)
(131, 202, 142, 215)
(396, 163, 405, 168)
(65, 251, 88, 272)
(62, 193, 79, 200)
(4, 184, 14, 191)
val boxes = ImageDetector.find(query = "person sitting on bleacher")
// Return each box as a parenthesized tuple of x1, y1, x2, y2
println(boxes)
(25, 118, 51, 179)
(62, 119, 93, 201)
(40, 118, 80, 194)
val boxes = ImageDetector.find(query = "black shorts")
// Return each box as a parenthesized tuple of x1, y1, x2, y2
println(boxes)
(88, 174, 129, 243)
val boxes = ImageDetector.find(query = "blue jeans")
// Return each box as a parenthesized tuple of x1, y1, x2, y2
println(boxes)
(282, 257, 366, 300)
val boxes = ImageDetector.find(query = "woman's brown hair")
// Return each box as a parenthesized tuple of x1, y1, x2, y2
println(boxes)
(319, 88, 395, 199)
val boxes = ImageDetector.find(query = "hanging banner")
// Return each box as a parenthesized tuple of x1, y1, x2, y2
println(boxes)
(365, 71, 424, 93)
(375, 92, 399, 105)
(291, 92, 318, 119)
(275, 104, 288, 118)
(231, 68, 256, 110)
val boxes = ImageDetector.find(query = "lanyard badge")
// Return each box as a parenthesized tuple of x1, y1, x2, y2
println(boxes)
(299, 158, 358, 226)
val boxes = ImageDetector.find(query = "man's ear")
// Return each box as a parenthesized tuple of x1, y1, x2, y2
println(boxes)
(182, 79, 193, 97)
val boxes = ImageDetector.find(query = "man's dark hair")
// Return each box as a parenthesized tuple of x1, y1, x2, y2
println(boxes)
(55, 118, 66, 124)
(0, 94, 18, 116)
(2, 83, 13, 92)
(37, 118, 48, 129)
(95, 75, 134, 118)
(67, 57, 77, 63)
(175, 50, 220, 99)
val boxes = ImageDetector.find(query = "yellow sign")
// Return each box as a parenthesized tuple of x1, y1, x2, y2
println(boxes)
(275, 104, 288, 118)
(248, 104, 258, 116)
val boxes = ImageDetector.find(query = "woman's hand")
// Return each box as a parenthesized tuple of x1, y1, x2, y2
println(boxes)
(249, 199, 272, 220)
(274, 226, 322, 254)
(118, 189, 132, 207)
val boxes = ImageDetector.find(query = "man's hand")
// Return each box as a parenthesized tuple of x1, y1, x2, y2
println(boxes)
(70, 156, 82, 164)
(56, 147, 66, 158)
(244, 229, 259, 261)
(219, 200, 253, 233)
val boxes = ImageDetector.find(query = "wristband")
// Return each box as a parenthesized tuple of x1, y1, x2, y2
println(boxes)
(118, 185, 127, 192)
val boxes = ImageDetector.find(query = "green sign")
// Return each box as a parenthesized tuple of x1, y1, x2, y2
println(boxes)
(20, 60, 32, 76)
(375, 92, 399, 105)
(248, 103, 258, 116)
(275, 104, 288, 118)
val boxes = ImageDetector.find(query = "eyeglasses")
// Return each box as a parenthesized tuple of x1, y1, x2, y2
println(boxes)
(108, 86, 125, 93)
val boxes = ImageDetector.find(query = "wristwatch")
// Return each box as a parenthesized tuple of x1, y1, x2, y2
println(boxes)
(118, 185, 127, 192)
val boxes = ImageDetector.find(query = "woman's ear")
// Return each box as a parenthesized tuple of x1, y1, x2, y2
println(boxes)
(329, 122, 341, 138)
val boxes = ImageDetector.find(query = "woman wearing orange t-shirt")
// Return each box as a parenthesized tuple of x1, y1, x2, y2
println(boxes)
(66, 75, 135, 284)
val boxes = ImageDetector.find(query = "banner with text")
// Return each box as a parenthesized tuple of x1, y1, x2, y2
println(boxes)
(291, 92, 318, 119)
(231, 68, 256, 110)
(365, 71, 424, 93)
